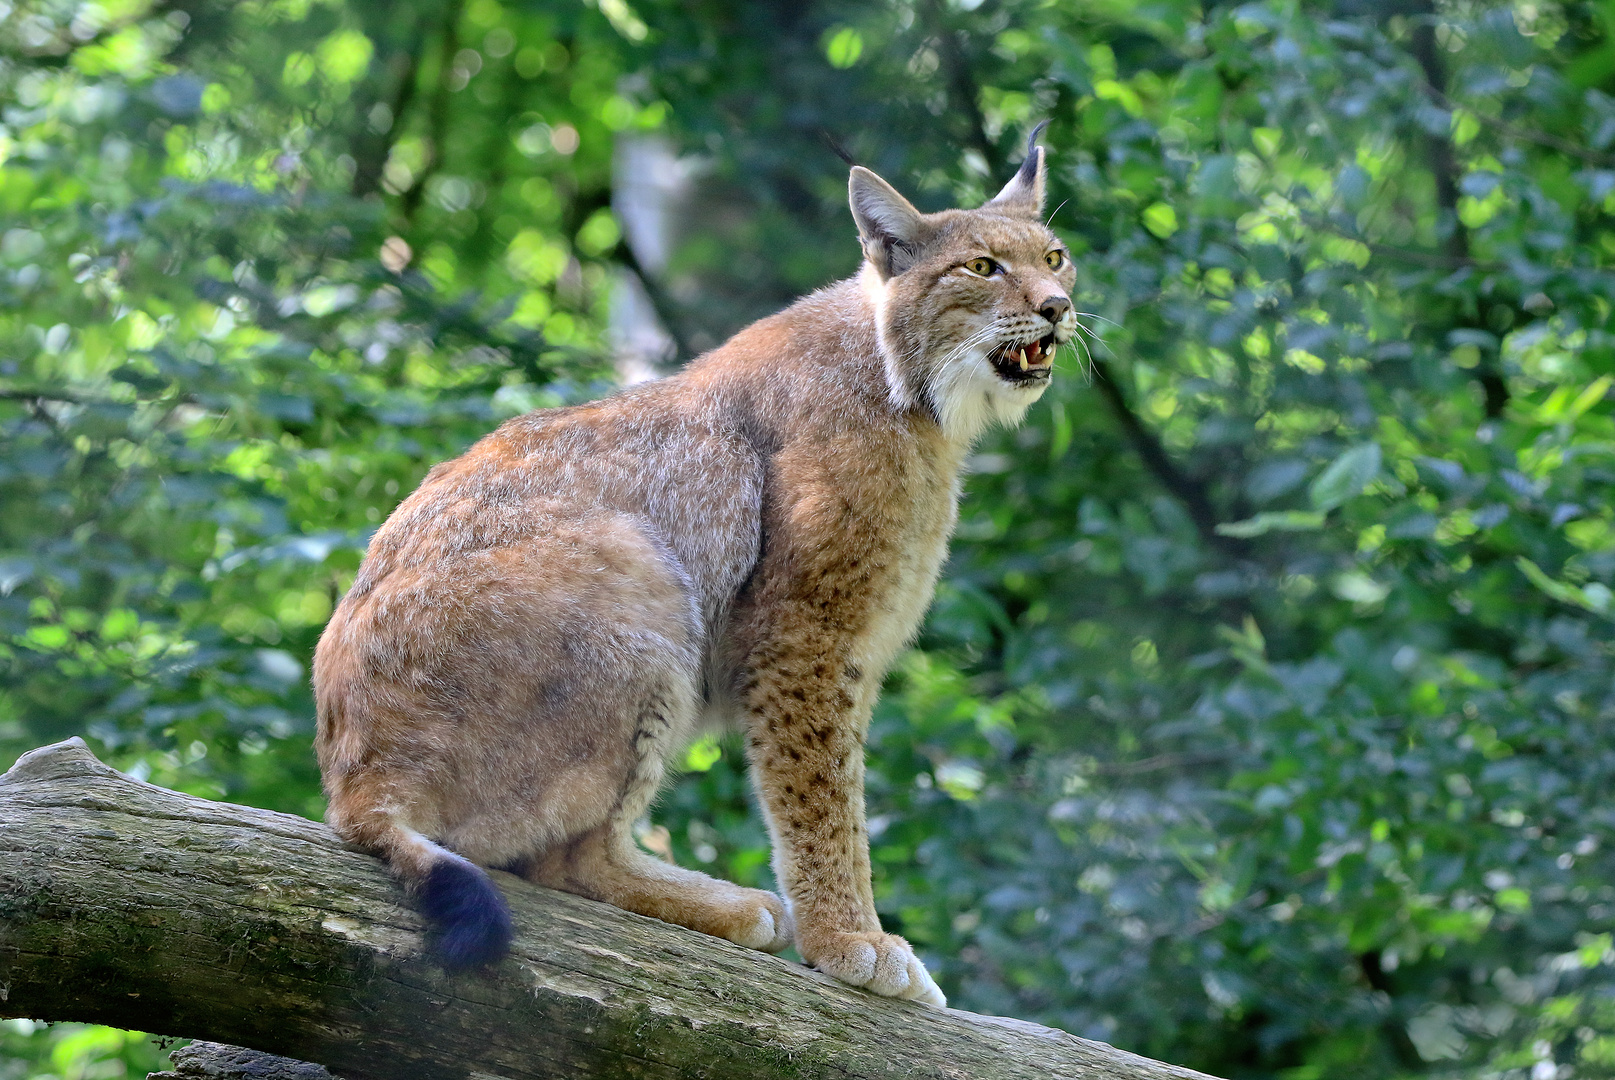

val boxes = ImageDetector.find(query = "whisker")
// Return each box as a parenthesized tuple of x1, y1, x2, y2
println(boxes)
(1070, 324, 1115, 348)
(1072, 310, 1124, 330)
(1062, 313, 1124, 381)
(1068, 321, 1104, 347)
(1060, 334, 1096, 381)
(1069, 317, 1116, 347)
(936, 324, 1003, 367)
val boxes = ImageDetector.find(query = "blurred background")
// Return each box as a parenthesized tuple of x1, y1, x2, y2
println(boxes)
(4, 0, 1615, 1077)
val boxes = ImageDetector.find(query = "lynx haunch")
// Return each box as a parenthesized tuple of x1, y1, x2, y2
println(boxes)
(314, 132, 1076, 1006)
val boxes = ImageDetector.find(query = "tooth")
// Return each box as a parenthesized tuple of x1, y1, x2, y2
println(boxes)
(1019, 352, 1029, 371)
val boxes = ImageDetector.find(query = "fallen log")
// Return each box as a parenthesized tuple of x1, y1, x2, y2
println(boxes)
(0, 739, 1220, 1080)
(148, 1042, 335, 1080)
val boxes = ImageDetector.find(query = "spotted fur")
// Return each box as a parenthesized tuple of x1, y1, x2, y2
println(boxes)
(314, 138, 1076, 1003)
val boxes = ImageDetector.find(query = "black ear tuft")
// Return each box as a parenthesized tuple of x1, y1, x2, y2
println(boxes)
(820, 128, 859, 168)
(985, 121, 1050, 219)
(1016, 121, 1050, 186)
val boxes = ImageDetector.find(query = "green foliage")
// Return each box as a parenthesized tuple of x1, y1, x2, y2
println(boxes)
(0, 0, 623, 810)
(8, 0, 1615, 1078)
(0, 1020, 173, 1080)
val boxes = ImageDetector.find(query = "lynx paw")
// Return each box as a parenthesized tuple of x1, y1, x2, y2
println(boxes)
(803, 930, 946, 1007)
(717, 888, 793, 953)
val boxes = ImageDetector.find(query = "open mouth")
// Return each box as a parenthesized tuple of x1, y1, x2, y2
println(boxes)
(987, 332, 1057, 384)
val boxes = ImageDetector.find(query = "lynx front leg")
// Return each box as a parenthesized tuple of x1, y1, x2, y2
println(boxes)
(743, 657, 946, 1007)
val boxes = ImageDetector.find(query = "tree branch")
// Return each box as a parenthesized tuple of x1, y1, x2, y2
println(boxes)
(402, 0, 464, 224)
(350, 19, 427, 200)
(920, 0, 1000, 174)
(615, 236, 696, 363)
(1088, 357, 1240, 555)
(0, 739, 1221, 1080)
(1358, 235, 1500, 272)
(1406, 15, 1468, 265)
(1406, 7, 1509, 417)
(1308, 216, 1503, 270)
(1424, 85, 1615, 168)
(0, 387, 114, 404)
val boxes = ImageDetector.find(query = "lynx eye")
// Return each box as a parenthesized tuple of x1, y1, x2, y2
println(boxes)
(1045, 250, 1066, 270)
(964, 257, 999, 277)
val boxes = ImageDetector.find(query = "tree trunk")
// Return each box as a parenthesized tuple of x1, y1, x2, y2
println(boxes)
(0, 739, 1220, 1080)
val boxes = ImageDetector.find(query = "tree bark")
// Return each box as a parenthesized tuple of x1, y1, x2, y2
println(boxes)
(0, 739, 1220, 1080)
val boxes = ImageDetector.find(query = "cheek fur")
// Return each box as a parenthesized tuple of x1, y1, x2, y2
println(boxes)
(920, 280, 1001, 337)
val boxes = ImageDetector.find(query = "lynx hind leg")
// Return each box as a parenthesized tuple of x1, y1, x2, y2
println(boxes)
(319, 510, 708, 969)
(527, 684, 792, 953)
(531, 818, 793, 954)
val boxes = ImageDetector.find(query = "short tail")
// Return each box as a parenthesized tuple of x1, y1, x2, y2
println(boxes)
(415, 854, 515, 969)
(340, 812, 514, 969)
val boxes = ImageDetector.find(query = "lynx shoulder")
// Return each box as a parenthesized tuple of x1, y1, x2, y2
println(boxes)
(313, 131, 1077, 1005)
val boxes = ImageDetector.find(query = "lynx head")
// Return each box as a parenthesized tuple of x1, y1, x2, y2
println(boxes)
(849, 130, 1076, 443)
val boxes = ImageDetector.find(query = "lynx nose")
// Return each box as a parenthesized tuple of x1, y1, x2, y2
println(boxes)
(1039, 295, 1071, 325)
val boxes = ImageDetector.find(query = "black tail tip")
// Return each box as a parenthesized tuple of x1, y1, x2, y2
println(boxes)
(417, 857, 514, 970)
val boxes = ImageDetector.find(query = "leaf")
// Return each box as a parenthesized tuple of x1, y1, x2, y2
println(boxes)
(1309, 443, 1382, 511)
(1330, 572, 1390, 605)
(1142, 203, 1179, 238)
(683, 735, 722, 772)
(1516, 558, 1613, 614)
(1215, 510, 1326, 537)
(825, 27, 864, 68)
(1495, 887, 1532, 914)
(1569, 375, 1613, 422)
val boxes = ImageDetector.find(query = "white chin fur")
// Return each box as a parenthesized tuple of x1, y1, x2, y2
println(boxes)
(933, 349, 1049, 444)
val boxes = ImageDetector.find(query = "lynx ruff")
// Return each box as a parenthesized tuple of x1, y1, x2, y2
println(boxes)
(313, 135, 1077, 1007)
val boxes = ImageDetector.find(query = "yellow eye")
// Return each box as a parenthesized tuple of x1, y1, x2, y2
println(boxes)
(1045, 250, 1065, 270)
(965, 257, 997, 276)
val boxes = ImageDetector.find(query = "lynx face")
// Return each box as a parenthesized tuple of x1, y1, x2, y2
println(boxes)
(850, 145, 1078, 441)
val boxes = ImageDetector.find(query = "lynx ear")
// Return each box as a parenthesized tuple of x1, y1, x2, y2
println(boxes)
(985, 122, 1049, 219)
(849, 166, 926, 279)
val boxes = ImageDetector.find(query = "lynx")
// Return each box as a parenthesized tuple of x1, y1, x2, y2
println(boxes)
(313, 132, 1076, 1007)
